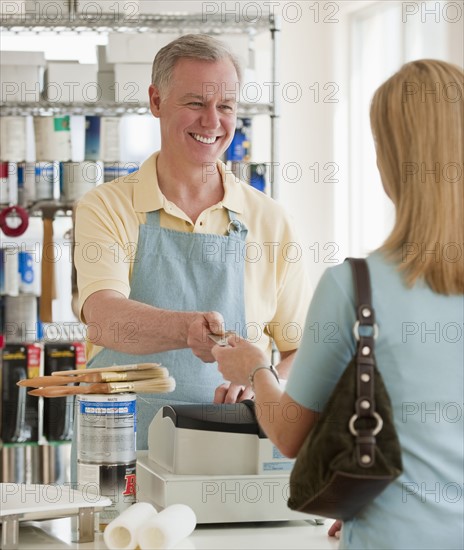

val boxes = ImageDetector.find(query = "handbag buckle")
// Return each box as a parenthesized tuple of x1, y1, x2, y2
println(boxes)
(349, 412, 383, 436)
(353, 321, 379, 341)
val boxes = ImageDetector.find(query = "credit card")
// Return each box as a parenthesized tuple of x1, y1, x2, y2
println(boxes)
(208, 331, 236, 346)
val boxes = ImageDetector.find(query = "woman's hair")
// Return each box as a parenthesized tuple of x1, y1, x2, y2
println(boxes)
(370, 59, 463, 295)
(151, 33, 242, 95)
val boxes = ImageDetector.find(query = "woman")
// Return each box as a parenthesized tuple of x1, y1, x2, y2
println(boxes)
(212, 59, 463, 549)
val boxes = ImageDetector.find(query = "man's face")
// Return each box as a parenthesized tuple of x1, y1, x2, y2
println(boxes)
(150, 57, 240, 167)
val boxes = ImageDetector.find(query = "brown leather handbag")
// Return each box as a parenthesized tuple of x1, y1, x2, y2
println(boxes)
(287, 258, 403, 520)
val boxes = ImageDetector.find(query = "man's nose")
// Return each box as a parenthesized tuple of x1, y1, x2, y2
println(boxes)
(200, 105, 220, 129)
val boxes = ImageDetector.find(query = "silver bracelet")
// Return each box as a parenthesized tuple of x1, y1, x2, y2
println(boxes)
(248, 364, 280, 391)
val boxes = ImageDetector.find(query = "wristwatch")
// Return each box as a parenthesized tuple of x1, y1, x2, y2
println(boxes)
(248, 364, 280, 391)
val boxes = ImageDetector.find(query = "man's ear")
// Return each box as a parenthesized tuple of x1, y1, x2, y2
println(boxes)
(149, 84, 162, 118)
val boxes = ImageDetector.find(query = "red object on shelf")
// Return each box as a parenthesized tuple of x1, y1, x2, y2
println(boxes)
(0, 205, 29, 237)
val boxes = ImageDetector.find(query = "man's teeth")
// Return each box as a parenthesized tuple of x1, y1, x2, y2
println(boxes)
(191, 133, 216, 144)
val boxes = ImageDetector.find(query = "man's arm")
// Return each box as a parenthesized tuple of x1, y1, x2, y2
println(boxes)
(83, 290, 224, 361)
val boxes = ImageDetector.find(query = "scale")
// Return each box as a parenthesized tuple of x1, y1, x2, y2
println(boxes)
(136, 402, 324, 524)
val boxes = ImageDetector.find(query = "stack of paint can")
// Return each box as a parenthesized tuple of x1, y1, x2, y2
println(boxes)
(76, 393, 137, 529)
(33, 116, 72, 201)
(59, 115, 125, 203)
(1, 245, 41, 344)
(0, 116, 28, 206)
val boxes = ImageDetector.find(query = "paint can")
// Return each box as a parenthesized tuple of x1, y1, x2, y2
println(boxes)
(0, 116, 27, 162)
(60, 161, 104, 202)
(4, 295, 39, 343)
(35, 161, 60, 200)
(34, 116, 72, 162)
(76, 393, 137, 528)
(103, 161, 139, 183)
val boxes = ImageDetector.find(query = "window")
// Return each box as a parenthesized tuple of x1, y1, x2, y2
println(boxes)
(347, 0, 452, 257)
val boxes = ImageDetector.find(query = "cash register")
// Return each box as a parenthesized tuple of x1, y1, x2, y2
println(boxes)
(136, 401, 322, 524)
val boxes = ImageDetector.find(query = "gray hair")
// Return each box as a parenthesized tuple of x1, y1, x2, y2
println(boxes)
(151, 34, 242, 95)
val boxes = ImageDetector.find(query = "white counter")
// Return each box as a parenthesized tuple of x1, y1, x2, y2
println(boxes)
(11, 517, 339, 549)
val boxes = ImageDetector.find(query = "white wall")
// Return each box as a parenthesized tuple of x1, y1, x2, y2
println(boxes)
(279, 3, 341, 286)
(278, 0, 464, 287)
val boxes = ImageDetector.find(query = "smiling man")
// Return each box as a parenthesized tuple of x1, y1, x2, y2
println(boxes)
(74, 34, 311, 450)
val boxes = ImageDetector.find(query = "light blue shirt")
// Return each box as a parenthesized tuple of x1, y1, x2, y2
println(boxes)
(286, 252, 464, 550)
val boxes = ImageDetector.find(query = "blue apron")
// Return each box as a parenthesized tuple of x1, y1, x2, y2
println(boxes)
(87, 208, 248, 450)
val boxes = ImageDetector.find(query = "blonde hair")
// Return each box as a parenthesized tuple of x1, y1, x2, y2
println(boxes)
(370, 59, 463, 295)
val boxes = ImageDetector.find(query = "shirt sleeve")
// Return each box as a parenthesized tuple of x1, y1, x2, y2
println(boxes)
(74, 191, 135, 323)
(266, 223, 313, 353)
(285, 262, 357, 411)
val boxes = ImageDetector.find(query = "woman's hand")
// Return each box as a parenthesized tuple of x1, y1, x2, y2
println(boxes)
(212, 336, 268, 386)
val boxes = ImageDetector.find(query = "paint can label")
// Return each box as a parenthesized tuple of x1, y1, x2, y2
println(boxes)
(77, 396, 137, 464)
(77, 461, 137, 528)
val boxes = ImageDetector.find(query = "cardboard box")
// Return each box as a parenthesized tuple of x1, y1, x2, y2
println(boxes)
(0, 66, 43, 102)
(98, 70, 115, 102)
(106, 33, 177, 64)
(1, 51, 46, 66)
(0, 51, 45, 102)
(97, 46, 115, 101)
(45, 62, 98, 102)
(114, 63, 151, 103)
(97, 44, 113, 71)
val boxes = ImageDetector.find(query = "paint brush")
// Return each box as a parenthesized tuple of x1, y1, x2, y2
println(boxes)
(18, 367, 169, 388)
(51, 363, 161, 376)
(28, 377, 176, 398)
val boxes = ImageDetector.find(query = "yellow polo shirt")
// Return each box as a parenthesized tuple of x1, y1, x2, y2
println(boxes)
(75, 152, 311, 360)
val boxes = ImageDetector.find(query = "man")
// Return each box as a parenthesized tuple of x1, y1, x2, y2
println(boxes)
(75, 34, 310, 450)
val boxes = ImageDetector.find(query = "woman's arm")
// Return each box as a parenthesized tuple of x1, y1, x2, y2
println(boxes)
(212, 337, 319, 457)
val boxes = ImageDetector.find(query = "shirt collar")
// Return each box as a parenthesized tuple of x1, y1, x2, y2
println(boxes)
(133, 152, 244, 214)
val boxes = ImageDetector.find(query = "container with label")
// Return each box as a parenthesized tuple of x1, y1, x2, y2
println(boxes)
(103, 162, 139, 183)
(0, 162, 9, 204)
(34, 116, 72, 162)
(35, 161, 60, 200)
(60, 161, 104, 202)
(77, 393, 137, 528)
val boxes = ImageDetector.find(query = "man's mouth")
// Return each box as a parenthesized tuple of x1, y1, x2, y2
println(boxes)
(190, 133, 218, 144)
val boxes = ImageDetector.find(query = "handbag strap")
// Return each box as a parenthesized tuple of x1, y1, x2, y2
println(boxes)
(346, 258, 381, 468)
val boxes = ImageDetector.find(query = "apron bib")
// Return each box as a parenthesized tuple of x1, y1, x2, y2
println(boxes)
(87, 209, 247, 449)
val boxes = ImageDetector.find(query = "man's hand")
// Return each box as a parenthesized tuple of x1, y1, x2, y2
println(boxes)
(214, 382, 255, 404)
(328, 520, 342, 539)
(187, 311, 225, 362)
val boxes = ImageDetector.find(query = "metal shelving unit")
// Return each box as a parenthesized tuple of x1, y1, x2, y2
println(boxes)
(0, 11, 280, 195)
(0, 12, 273, 34)
(0, 100, 273, 118)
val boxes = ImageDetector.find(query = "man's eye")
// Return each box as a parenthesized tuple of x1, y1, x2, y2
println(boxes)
(188, 102, 203, 107)
(220, 104, 234, 111)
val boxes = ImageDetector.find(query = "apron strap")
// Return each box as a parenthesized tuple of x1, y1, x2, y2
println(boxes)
(227, 209, 248, 239)
(146, 209, 161, 227)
